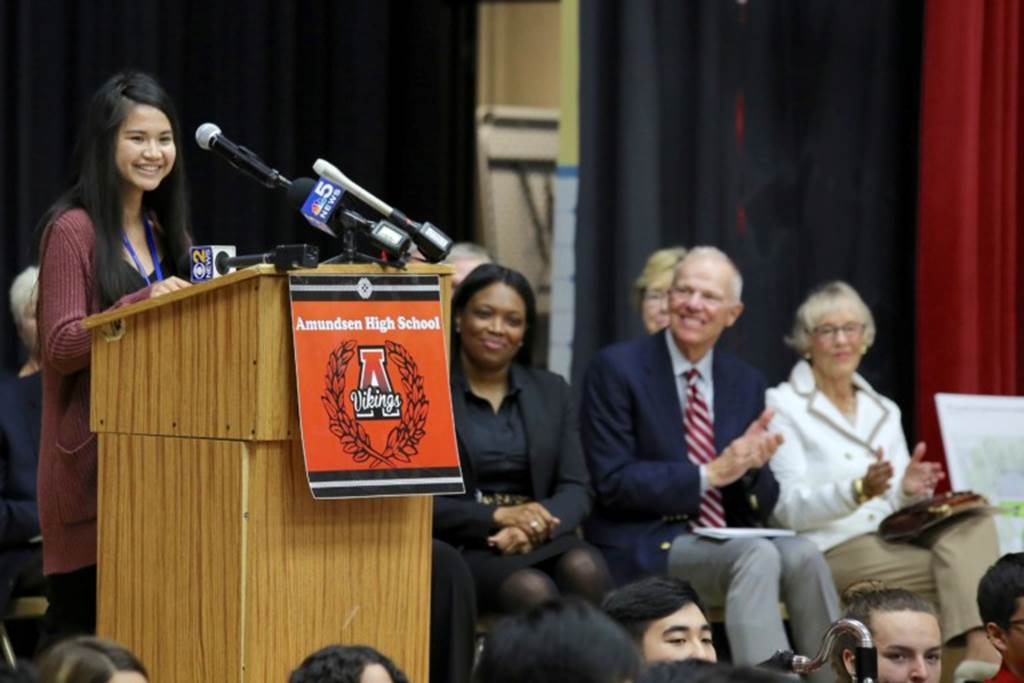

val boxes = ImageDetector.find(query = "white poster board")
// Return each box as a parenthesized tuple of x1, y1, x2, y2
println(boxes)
(935, 393, 1024, 554)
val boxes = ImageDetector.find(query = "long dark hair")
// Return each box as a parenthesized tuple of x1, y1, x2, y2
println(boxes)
(451, 262, 537, 366)
(36, 70, 191, 308)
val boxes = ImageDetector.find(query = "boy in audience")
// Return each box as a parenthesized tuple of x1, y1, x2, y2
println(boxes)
(977, 553, 1024, 683)
(289, 644, 407, 683)
(602, 575, 717, 664)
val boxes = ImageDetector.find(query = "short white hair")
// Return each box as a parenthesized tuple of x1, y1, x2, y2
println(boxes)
(444, 242, 492, 264)
(674, 246, 744, 302)
(785, 281, 876, 355)
(9, 266, 39, 330)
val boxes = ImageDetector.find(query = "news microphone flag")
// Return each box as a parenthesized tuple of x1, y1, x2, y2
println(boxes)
(299, 176, 345, 236)
(189, 245, 237, 282)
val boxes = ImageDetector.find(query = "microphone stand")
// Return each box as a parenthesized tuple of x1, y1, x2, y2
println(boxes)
(320, 211, 405, 267)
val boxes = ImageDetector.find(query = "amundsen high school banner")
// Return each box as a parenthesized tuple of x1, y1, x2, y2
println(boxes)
(289, 274, 464, 499)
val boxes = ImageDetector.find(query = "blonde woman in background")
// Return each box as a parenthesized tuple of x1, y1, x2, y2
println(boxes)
(633, 246, 687, 334)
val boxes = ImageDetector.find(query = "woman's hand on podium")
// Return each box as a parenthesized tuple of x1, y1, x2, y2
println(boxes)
(149, 276, 191, 298)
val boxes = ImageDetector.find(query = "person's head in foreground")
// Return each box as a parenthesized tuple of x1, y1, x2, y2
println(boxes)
(602, 575, 716, 664)
(832, 581, 942, 683)
(977, 552, 1024, 680)
(288, 644, 408, 683)
(474, 598, 642, 683)
(37, 637, 148, 683)
(634, 246, 687, 334)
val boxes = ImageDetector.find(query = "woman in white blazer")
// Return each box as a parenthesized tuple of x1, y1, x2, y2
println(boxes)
(766, 281, 1000, 678)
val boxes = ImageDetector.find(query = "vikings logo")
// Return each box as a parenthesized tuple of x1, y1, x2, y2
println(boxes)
(321, 340, 428, 468)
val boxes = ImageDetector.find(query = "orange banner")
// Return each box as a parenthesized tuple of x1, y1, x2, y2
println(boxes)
(289, 273, 464, 499)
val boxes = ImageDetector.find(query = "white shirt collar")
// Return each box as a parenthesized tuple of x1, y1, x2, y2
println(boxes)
(664, 328, 715, 415)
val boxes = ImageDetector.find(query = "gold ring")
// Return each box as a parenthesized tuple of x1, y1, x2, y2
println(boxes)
(530, 521, 540, 529)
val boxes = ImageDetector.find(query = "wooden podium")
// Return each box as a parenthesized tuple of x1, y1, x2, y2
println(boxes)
(83, 263, 452, 682)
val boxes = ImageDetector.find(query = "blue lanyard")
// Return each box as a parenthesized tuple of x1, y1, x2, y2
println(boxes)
(121, 215, 164, 284)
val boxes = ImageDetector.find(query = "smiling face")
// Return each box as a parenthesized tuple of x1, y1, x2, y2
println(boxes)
(668, 254, 743, 362)
(456, 281, 527, 372)
(640, 603, 717, 664)
(845, 610, 942, 683)
(808, 305, 867, 384)
(115, 103, 176, 199)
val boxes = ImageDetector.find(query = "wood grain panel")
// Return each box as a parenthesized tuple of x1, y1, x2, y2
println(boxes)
(90, 264, 453, 443)
(243, 440, 432, 682)
(97, 434, 245, 682)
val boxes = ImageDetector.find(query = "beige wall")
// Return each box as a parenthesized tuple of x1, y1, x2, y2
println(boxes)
(477, 2, 561, 109)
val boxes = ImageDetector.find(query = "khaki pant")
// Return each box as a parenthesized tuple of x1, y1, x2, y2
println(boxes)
(824, 511, 999, 641)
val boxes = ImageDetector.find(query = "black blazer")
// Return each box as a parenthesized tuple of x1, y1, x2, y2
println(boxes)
(580, 333, 778, 584)
(0, 372, 42, 613)
(433, 363, 593, 545)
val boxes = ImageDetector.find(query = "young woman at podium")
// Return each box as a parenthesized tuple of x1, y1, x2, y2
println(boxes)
(435, 264, 613, 615)
(35, 71, 191, 647)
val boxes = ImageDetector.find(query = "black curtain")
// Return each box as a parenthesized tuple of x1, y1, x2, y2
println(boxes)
(575, 0, 922, 416)
(0, 0, 477, 375)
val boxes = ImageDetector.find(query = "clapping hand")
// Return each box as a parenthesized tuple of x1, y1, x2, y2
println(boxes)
(861, 448, 894, 499)
(900, 442, 945, 497)
(706, 409, 784, 488)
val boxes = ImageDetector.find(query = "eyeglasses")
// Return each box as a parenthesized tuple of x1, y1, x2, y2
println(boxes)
(811, 322, 865, 341)
(642, 289, 669, 303)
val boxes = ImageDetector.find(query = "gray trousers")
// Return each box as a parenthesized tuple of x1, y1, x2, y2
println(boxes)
(668, 534, 839, 682)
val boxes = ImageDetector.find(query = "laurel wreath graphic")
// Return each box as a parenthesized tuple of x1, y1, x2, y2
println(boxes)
(321, 339, 429, 468)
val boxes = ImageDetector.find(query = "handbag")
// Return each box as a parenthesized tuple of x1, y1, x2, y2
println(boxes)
(878, 490, 993, 543)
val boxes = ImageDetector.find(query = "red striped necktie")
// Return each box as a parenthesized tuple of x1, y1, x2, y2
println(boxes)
(684, 368, 726, 528)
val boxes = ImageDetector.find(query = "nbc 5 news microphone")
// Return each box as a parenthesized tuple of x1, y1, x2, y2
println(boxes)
(195, 123, 290, 190)
(287, 176, 412, 259)
(311, 159, 452, 262)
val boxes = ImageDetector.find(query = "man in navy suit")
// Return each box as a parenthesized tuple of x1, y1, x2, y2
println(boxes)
(580, 247, 838, 672)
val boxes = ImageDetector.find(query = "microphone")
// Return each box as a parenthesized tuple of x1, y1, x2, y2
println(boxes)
(311, 159, 452, 262)
(185, 244, 319, 281)
(195, 123, 290, 190)
(187, 245, 237, 282)
(287, 177, 413, 259)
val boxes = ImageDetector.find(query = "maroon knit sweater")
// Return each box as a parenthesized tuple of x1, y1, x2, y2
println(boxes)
(37, 209, 153, 575)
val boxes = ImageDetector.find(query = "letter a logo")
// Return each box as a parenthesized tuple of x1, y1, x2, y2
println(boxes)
(358, 347, 394, 393)
(351, 346, 402, 419)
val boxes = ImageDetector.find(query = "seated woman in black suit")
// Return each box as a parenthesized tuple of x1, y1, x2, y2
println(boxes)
(435, 263, 612, 614)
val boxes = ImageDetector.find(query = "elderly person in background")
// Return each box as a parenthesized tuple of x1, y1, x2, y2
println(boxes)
(10, 266, 40, 377)
(766, 281, 1001, 681)
(1, 266, 44, 619)
(444, 241, 492, 290)
(633, 246, 687, 334)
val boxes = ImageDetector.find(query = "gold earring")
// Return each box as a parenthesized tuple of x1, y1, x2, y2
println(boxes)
(860, 344, 868, 355)
(803, 352, 811, 360)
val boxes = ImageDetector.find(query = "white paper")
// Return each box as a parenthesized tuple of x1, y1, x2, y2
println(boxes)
(935, 392, 1024, 554)
(693, 527, 796, 540)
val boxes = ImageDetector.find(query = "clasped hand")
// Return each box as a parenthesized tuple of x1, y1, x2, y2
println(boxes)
(490, 502, 560, 551)
(706, 409, 784, 488)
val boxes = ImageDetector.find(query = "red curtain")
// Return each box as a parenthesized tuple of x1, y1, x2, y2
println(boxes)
(916, 0, 1024, 488)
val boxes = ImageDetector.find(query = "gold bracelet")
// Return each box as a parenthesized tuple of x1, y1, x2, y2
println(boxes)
(852, 478, 869, 505)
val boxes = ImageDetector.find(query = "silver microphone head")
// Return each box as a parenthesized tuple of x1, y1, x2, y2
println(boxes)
(195, 123, 222, 150)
